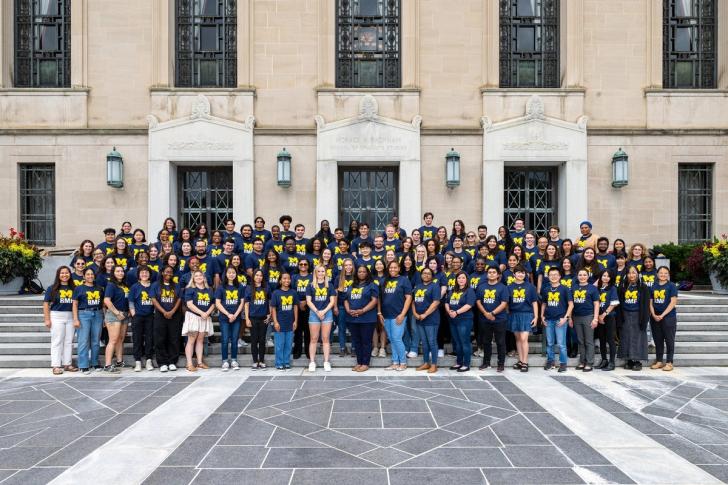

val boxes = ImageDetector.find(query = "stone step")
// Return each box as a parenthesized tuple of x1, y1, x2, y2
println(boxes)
(0, 306, 43, 314)
(675, 331, 728, 342)
(672, 313, 728, 322)
(0, 297, 43, 306)
(677, 305, 728, 313)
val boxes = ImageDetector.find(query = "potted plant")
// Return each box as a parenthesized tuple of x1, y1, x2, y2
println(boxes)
(703, 234, 728, 294)
(0, 228, 43, 295)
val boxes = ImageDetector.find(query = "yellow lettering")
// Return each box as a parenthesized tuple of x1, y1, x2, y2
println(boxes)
(513, 288, 525, 299)
(315, 287, 328, 297)
(225, 290, 238, 300)
(547, 292, 560, 303)
(281, 296, 293, 306)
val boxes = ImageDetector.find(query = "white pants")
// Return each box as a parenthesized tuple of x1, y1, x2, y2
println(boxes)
(50, 311, 75, 367)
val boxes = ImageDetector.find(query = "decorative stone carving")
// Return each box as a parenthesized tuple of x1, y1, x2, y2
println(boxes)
(480, 116, 493, 131)
(525, 95, 545, 120)
(576, 115, 589, 131)
(167, 137, 234, 151)
(190, 94, 211, 119)
(411, 115, 422, 129)
(358, 95, 378, 120)
(244, 115, 256, 130)
(503, 123, 568, 151)
(314, 115, 326, 129)
(146, 114, 159, 129)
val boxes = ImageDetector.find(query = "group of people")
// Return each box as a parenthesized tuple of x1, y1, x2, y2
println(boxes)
(42, 213, 679, 375)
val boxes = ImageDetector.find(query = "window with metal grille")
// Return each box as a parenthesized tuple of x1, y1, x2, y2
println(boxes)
(503, 167, 557, 235)
(178, 167, 233, 231)
(176, 0, 237, 88)
(678, 164, 713, 243)
(339, 167, 398, 233)
(499, 0, 559, 88)
(663, 0, 716, 89)
(14, 0, 71, 87)
(336, 0, 401, 88)
(19, 164, 56, 246)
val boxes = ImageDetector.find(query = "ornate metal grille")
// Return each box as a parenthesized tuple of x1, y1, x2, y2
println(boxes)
(663, 0, 716, 88)
(336, 0, 400, 88)
(19, 164, 56, 246)
(678, 164, 713, 243)
(178, 167, 233, 231)
(175, 0, 236, 87)
(499, 0, 559, 88)
(339, 167, 398, 233)
(504, 167, 556, 235)
(14, 0, 71, 87)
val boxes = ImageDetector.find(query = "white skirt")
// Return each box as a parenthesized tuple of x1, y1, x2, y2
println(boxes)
(181, 312, 214, 336)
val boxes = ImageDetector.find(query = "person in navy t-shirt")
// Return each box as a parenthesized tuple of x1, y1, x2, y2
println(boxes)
(475, 266, 509, 371)
(540, 267, 574, 371)
(649, 266, 679, 370)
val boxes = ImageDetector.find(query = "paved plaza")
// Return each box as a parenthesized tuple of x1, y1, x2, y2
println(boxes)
(0, 368, 727, 484)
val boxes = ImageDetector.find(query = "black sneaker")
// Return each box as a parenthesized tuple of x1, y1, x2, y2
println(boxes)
(81, 368, 91, 375)
(284, 364, 291, 370)
(603, 362, 615, 371)
(624, 360, 634, 370)
(544, 361, 554, 371)
(449, 364, 461, 370)
(497, 364, 505, 373)
(558, 364, 567, 373)
(103, 365, 120, 374)
(479, 362, 491, 370)
(457, 366, 470, 373)
(114, 360, 126, 369)
(632, 362, 642, 371)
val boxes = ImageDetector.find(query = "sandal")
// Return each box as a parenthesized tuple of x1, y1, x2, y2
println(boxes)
(520, 363, 529, 373)
(197, 362, 209, 369)
(186, 365, 198, 372)
(52, 367, 63, 375)
(513, 361, 523, 370)
(64, 365, 79, 372)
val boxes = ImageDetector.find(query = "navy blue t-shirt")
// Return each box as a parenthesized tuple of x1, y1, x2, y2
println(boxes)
(651, 281, 678, 318)
(419, 225, 437, 241)
(380, 276, 412, 319)
(540, 284, 572, 320)
(245, 285, 270, 318)
(412, 282, 441, 326)
(44, 284, 73, 312)
(598, 286, 619, 314)
(214, 283, 245, 315)
(345, 283, 379, 324)
(306, 281, 335, 311)
(572, 284, 600, 317)
(184, 287, 213, 312)
(271, 288, 298, 332)
(475, 282, 509, 324)
(73, 284, 104, 311)
(468, 271, 487, 290)
(151, 281, 179, 313)
(104, 282, 129, 312)
(641, 270, 657, 289)
(129, 283, 155, 316)
(447, 287, 476, 324)
(596, 254, 616, 271)
(508, 281, 539, 314)
(293, 274, 313, 303)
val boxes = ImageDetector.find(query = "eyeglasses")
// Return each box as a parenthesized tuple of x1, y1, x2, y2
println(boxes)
(75, 262, 85, 266)
(467, 235, 476, 238)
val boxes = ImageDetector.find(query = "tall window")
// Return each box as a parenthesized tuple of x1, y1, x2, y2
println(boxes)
(663, 0, 716, 89)
(336, 0, 401, 88)
(14, 0, 71, 87)
(19, 164, 56, 246)
(499, 0, 559, 88)
(176, 0, 237, 88)
(678, 164, 713, 243)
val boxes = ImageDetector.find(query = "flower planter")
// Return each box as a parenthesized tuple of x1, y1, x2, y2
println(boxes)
(709, 272, 728, 295)
(0, 277, 23, 296)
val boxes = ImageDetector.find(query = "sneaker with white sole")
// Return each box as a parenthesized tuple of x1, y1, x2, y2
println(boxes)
(134, 361, 142, 372)
(406, 351, 417, 358)
(231, 361, 239, 370)
(159, 365, 168, 372)
(323, 362, 332, 372)
(168, 364, 177, 371)
(371, 348, 379, 357)
(237, 338, 244, 348)
(146, 359, 154, 371)
(308, 362, 316, 372)
(221, 361, 230, 371)
(251, 362, 259, 370)
(437, 349, 445, 358)
(378, 348, 386, 358)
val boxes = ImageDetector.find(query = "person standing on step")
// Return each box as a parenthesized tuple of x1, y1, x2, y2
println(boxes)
(129, 266, 156, 372)
(596, 269, 619, 371)
(476, 266, 509, 372)
(412, 267, 441, 373)
(345, 265, 379, 372)
(245, 269, 271, 370)
(215, 266, 245, 371)
(151, 265, 182, 372)
(445, 271, 476, 373)
(103, 265, 130, 372)
(182, 270, 214, 372)
(571, 268, 600, 372)
(44, 266, 78, 375)
(378, 260, 413, 371)
(293, 259, 313, 360)
(507, 265, 539, 372)
(540, 267, 573, 373)
(649, 266, 679, 372)
(618, 265, 650, 371)
(270, 272, 298, 371)
(306, 264, 336, 372)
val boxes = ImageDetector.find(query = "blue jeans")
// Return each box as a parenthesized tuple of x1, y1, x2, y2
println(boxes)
(451, 319, 473, 367)
(402, 310, 420, 353)
(219, 317, 242, 361)
(77, 309, 102, 369)
(545, 318, 568, 365)
(418, 323, 438, 365)
(336, 304, 348, 351)
(274, 330, 293, 367)
(384, 317, 406, 364)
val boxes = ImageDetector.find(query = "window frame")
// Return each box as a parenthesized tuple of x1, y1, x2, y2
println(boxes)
(18, 163, 56, 247)
(678, 163, 713, 243)
(663, 0, 716, 89)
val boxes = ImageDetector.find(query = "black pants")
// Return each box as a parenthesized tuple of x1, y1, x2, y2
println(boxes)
(250, 317, 268, 363)
(154, 311, 181, 366)
(132, 313, 155, 360)
(597, 314, 617, 363)
(651, 314, 677, 363)
(481, 320, 507, 365)
(506, 331, 516, 353)
(293, 307, 310, 358)
(437, 306, 451, 349)
(350, 322, 376, 366)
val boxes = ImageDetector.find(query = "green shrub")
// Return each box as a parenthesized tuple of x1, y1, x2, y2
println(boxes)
(653, 242, 707, 283)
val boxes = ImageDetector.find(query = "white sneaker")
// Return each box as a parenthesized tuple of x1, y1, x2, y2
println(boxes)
(438, 349, 445, 358)
(324, 361, 332, 372)
(237, 338, 244, 348)
(308, 362, 316, 373)
(134, 361, 142, 372)
(159, 365, 168, 372)
(146, 359, 154, 371)
(371, 348, 379, 357)
(266, 338, 274, 347)
(221, 361, 230, 372)
(378, 348, 387, 358)
(231, 361, 239, 370)
(406, 351, 417, 358)
(168, 364, 177, 371)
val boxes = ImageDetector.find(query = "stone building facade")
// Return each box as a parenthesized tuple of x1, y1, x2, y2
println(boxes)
(0, 0, 726, 249)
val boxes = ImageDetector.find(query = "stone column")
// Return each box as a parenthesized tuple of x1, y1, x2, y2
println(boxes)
(398, 159, 421, 232)
(646, 0, 662, 88)
(317, 0, 334, 87)
(482, 0, 499, 87)
(316, 160, 339, 226)
(237, 0, 253, 87)
(564, 159, 588, 240)
(564, 0, 583, 88)
(401, 0, 419, 88)
(152, 0, 171, 87)
(233, 158, 254, 224)
(482, 159, 505, 234)
(70, 0, 87, 88)
(148, 159, 172, 233)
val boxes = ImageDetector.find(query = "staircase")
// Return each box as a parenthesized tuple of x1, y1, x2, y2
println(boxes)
(0, 292, 726, 368)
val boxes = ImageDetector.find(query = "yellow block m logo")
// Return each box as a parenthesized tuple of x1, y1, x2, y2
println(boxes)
(625, 290, 638, 300)
(600, 292, 607, 302)
(197, 292, 210, 302)
(573, 290, 586, 300)
(59, 289, 73, 299)
(385, 281, 398, 290)
(414, 289, 426, 298)
(315, 287, 328, 297)
(512, 288, 525, 299)
(225, 290, 238, 300)
(351, 288, 363, 296)
(254, 291, 265, 301)
(547, 292, 560, 303)
(484, 289, 496, 300)
(281, 296, 293, 306)
(87, 291, 100, 301)
(653, 289, 666, 300)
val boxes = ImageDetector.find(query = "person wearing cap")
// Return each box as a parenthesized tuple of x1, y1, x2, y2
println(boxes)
(575, 221, 598, 253)
(97, 228, 117, 255)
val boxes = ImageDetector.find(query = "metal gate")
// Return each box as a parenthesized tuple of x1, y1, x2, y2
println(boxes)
(504, 167, 557, 235)
(178, 167, 233, 230)
(19, 164, 55, 246)
(339, 167, 398, 233)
